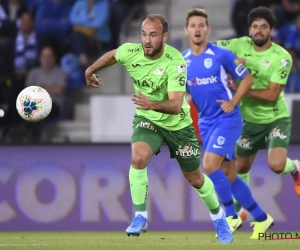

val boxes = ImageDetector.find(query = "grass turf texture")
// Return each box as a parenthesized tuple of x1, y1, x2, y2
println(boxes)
(0, 232, 299, 250)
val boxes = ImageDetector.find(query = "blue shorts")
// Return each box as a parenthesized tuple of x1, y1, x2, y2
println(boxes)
(200, 117, 243, 161)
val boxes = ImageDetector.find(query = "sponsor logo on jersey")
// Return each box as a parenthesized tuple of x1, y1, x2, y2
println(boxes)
(132, 77, 154, 89)
(176, 145, 199, 158)
(166, 54, 173, 60)
(187, 76, 217, 85)
(266, 127, 287, 141)
(177, 65, 186, 73)
(237, 137, 252, 150)
(259, 60, 271, 67)
(136, 121, 157, 132)
(217, 136, 225, 145)
(154, 68, 164, 75)
(127, 47, 142, 53)
(281, 59, 290, 67)
(204, 58, 213, 68)
(220, 40, 230, 46)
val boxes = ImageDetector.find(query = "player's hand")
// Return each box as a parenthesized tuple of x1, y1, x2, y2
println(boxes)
(85, 72, 101, 88)
(216, 100, 236, 113)
(131, 91, 153, 110)
(226, 74, 238, 92)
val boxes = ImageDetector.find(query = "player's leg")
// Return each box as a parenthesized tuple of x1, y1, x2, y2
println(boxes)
(201, 120, 251, 235)
(203, 152, 239, 219)
(164, 125, 232, 243)
(235, 121, 274, 239)
(193, 124, 236, 221)
(233, 154, 256, 219)
(233, 120, 263, 216)
(126, 117, 163, 236)
(222, 159, 269, 226)
(266, 117, 300, 195)
(201, 121, 241, 225)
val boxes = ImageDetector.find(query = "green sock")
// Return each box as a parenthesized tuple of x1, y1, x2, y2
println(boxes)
(194, 174, 220, 214)
(280, 158, 297, 174)
(238, 172, 250, 184)
(234, 172, 250, 212)
(129, 166, 148, 212)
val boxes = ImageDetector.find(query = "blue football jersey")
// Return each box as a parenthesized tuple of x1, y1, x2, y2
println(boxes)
(182, 43, 248, 124)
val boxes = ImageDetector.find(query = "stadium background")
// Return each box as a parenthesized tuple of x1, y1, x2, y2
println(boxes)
(0, 0, 299, 233)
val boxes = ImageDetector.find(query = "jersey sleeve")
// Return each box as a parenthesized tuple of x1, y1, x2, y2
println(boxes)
(270, 54, 292, 85)
(115, 43, 131, 65)
(222, 50, 248, 80)
(167, 59, 187, 92)
(216, 38, 240, 54)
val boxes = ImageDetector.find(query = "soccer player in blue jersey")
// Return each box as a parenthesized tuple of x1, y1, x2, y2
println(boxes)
(183, 8, 273, 239)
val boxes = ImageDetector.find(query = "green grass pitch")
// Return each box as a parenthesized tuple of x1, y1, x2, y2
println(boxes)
(0, 232, 299, 250)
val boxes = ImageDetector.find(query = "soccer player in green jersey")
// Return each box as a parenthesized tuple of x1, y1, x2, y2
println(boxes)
(217, 6, 300, 224)
(85, 14, 233, 242)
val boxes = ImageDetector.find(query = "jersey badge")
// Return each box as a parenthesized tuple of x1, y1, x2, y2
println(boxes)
(177, 65, 186, 73)
(204, 58, 213, 68)
(154, 68, 164, 75)
(281, 59, 291, 67)
(234, 58, 242, 65)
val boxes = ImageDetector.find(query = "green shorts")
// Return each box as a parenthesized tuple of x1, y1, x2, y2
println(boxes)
(131, 115, 200, 172)
(235, 116, 291, 157)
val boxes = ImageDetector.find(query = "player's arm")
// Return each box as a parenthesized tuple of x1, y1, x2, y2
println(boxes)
(245, 83, 284, 102)
(245, 56, 292, 102)
(85, 43, 130, 87)
(85, 49, 117, 87)
(86, 49, 117, 75)
(150, 62, 187, 114)
(219, 52, 253, 112)
(150, 92, 185, 114)
(224, 52, 253, 105)
(231, 73, 253, 105)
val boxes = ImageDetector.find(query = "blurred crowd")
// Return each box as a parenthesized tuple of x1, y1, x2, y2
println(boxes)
(0, 0, 141, 141)
(231, 0, 300, 93)
(0, 0, 299, 143)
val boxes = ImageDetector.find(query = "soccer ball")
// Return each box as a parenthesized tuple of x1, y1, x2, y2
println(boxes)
(16, 86, 52, 122)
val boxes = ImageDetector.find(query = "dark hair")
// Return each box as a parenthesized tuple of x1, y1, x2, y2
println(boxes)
(186, 8, 209, 27)
(247, 7, 276, 29)
(145, 14, 169, 33)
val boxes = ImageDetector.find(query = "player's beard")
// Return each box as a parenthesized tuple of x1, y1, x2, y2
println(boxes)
(252, 34, 270, 47)
(143, 39, 164, 58)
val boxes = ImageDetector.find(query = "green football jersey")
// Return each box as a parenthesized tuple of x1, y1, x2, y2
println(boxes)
(217, 36, 292, 124)
(116, 43, 192, 130)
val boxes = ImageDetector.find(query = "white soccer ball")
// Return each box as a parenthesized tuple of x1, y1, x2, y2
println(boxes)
(16, 86, 52, 122)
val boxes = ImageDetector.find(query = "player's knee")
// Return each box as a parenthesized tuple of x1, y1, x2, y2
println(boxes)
(202, 161, 218, 174)
(236, 160, 251, 174)
(268, 158, 285, 174)
(131, 153, 149, 170)
(184, 169, 205, 189)
(202, 153, 223, 174)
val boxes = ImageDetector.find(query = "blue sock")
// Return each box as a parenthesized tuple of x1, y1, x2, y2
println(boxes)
(231, 177, 267, 222)
(208, 169, 237, 218)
